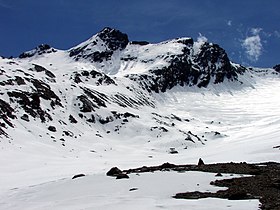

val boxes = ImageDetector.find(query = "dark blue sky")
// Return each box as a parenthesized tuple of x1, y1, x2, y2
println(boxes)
(0, 0, 279, 67)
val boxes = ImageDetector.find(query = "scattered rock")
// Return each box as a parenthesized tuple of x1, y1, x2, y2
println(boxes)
(48, 126, 57, 132)
(45, 69, 56, 78)
(63, 130, 74, 137)
(123, 119, 128, 123)
(214, 131, 221, 136)
(15, 76, 26, 85)
(32, 64, 47, 72)
(215, 173, 223, 177)
(99, 116, 114, 124)
(169, 148, 179, 154)
(151, 126, 168, 132)
(20, 114, 29, 122)
(72, 174, 85, 179)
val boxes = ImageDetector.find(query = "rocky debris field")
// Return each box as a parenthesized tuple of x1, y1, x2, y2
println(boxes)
(108, 161, 280, 210)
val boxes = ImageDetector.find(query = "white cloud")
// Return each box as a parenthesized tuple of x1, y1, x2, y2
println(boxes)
(250, 27, 262, 35)
(193, 33, 208, 54)
(241, 28, 263, 62)
(274, 30, 280, 38)
(197, 33, 208, 43)
(227, 20, 232, 26)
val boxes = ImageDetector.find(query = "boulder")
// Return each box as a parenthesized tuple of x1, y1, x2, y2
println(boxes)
(72, 174, 85, 179)
(106, 167, 123, 177)
(69, 115, 78, 123)
(21, 114, 29, 122)
(48, 126, 57, 132)
(198, 158, 205, 166)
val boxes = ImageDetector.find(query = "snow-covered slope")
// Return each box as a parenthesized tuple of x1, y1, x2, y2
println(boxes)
(0, 27, 251, 140)
(0, 27, 279, 209)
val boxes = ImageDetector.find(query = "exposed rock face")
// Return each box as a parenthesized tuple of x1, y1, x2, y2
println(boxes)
(72, 69, 116, 85)
(0, 99, 16, 136)
(69, 27, 129, 62)
(5, 76, 62, 124)
(97, 27, 129, 51)
(130, 41, 150, 45)
(273, 64, 280, 73)
(193, 43, 245, 85)
(7, 91, 51, 122)
(19, 44, 57, 58)
(128, 41, 246, 93)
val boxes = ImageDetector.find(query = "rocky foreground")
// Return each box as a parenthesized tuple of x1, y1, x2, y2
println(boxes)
(106, 161, 280, 210)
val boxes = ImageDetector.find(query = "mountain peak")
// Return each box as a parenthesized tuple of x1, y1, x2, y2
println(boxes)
(69, 27, 129, 62)
(97, 27, 129, 51)
(19, 44, 57, 59)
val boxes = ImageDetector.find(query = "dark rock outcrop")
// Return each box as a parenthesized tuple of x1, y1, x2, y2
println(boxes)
(69, 27, 129, 62)
(273, 64, 280, 73)
(48, 126, 57, 132)
(128, 41, 246, 93)
(72, 70, 116, 86)
(0, 99, 16, 136)
(130, 41, 150, 46)
(69, 115, 78, 124)
(123, 162, 280, 210)
(72, 174, 86, 179)
(198, 158, 205, 166)
(77, 95, 96, 112)
(106, 167, 123, 177)
(97, 27, 129, 51)
(21, 114, 29, 122)
(107, 167, 129, 179)
(7, 90, 52, 122)
(19, 44, 57, 58)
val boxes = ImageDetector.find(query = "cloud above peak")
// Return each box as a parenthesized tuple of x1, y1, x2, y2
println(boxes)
(250, 27, 262, 35)
(241, 28, 263, 62)
(193, 33, 208, 54)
